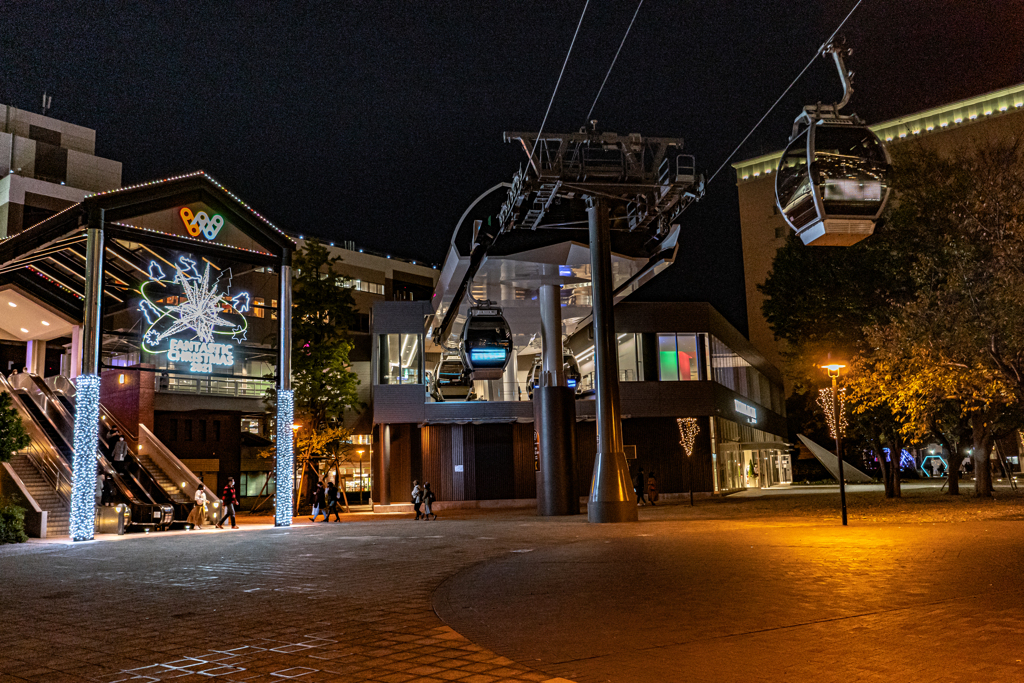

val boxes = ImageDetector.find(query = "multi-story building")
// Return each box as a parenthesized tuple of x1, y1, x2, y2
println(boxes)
(0, 104, 122, 237)
(734, 82, 1024, 378)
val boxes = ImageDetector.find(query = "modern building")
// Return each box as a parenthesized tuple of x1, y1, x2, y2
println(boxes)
(734, 82, 1024, 377)
(369, 156, 790, 510)
(0, 103, 122, 238)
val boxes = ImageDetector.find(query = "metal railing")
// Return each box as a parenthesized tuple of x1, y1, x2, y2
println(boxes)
(155, 372, 272, 398)
(0, 373, 72, 507)
(139, 423, 222, 525)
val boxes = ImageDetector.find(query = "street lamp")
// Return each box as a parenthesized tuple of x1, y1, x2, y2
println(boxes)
(820, 358, 848, 526)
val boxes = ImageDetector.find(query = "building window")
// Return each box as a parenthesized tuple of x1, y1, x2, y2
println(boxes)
(240, 471, 275, 497)
(213, 420, 221, 442)
(251, 297, 265, 318)
(184, 420, 193, 441)
(170, 419, 178, 442)
(378, 333, 422, 384)
(617, 333, 641, 381)
(199, 420, 207, 442)
(657, 333, 699, 381)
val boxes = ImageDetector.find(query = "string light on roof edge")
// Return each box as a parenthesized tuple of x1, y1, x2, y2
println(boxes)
(817, 386, 848, 439)
(677, 417, 700, 457)
(70, 374, 101, 541)
(275, 389, 295, 526)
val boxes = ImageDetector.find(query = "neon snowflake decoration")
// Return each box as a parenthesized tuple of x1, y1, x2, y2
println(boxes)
(139, 256, 250, 370)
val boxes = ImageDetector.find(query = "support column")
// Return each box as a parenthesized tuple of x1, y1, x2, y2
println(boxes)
(586, 197, 637, 523)
(275, 257, 295, 527)
(25, 340, 46, 376)
(534, 282, 578, 516)
(69, 325, 81, 379)
(381, 424, 392, 505)
(70, 208, 105, 541)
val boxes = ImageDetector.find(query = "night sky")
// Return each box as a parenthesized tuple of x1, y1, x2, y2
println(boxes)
(3, 1, 1022, 334)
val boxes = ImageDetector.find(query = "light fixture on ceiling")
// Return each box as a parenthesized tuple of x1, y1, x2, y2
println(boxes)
(7, 302, 15, 308)
(20, 328, 28, 333)
(41, 321, 50, 326)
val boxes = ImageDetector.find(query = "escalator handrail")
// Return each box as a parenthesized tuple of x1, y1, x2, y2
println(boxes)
(139, 423, 222, 512)
(0, 373, 72, 507)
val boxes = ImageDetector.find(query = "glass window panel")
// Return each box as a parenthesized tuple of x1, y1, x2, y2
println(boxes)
(657, 334, 678, 381)
(675, 334, 699, 381)
(617, 334, 640, 381)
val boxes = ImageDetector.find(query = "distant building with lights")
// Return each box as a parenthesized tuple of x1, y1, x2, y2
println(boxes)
(733, 82, 1024, 379)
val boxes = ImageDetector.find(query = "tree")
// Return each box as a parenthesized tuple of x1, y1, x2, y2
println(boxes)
(871, 140, 1024, 496)
(265, 239, 364, 506)
(290, 239, 363, 430)
(0, 393, 30, 463)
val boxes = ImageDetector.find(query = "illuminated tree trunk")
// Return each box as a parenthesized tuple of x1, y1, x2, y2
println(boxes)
(869, 430, 894, 498)
(972, 414, 993, 498)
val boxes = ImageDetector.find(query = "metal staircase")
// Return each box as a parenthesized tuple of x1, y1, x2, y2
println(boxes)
(8, 452, 70, 537)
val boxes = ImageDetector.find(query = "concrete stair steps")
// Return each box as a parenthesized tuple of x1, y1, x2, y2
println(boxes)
(136, 453, 190, 504)
(8, 453, 70, 537)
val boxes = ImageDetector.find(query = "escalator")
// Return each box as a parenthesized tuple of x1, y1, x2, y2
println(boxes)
(45, 374, 217, 526)
(8, 373, 175, 531)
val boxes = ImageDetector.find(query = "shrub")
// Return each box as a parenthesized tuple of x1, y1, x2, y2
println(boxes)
(0, 497, 28, 544)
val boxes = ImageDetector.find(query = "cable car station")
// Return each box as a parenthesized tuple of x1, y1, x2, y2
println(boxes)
(371, 128, 791, 520)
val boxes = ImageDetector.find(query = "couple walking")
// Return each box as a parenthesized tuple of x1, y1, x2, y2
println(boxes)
(411, 480, 436, 520)
(186, 477, 241, 530)
(310, 480, 343, 522)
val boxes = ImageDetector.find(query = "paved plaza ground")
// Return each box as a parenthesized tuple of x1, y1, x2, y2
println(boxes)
(2, 483, 1023, 683)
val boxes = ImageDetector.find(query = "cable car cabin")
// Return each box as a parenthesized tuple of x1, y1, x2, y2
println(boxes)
(429, 354, 475, 402)
(526, 353, 583, 399)
(460, 307, 513, 381)
(776, 121, 890, 246)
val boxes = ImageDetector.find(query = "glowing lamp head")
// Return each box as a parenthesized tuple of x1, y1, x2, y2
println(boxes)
(819, 357, 848, 378)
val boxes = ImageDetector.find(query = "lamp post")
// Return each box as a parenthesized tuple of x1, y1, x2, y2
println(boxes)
(821, 361, 848, 526)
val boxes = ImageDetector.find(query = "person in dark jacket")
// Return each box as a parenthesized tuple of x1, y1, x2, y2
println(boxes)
(216, 477, 240, 529)
(310, 481, 328, 522)
(421, 482, 436, 521)
(634, 467, 647, 506)
(325, 481, 341, 522)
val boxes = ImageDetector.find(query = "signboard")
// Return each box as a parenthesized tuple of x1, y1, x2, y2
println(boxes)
(734, 399, 758, 424)
(139, 255, 251, 373)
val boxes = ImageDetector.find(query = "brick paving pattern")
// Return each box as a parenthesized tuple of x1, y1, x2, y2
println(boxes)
(1, 486, 1022, 682)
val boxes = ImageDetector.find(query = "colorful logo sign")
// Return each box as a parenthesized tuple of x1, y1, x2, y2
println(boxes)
(139, 256, 250, 373)
(179, 207, 225, 240)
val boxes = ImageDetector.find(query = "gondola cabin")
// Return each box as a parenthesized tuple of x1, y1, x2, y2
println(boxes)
(430, 354, 475, 402)
(526, 352, 583, 399)
(776, 120, 890, 246)
(459, 307, 513, 381)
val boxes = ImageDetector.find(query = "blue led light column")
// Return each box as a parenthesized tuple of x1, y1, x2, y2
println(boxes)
(274, 258, 294, 526)
(70, 206, 106, 541)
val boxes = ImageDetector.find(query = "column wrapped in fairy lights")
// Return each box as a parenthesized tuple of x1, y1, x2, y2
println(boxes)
(275, 389, 294, 526)
(274, 257, 294, 526)
(70, 374, 101, 541)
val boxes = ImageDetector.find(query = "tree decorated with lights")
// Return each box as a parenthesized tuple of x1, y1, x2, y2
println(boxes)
(267, 239, 362, 506)
(0, 393, 30, 463)
(677, 417, 700, 506)
(816, 387, 847, 440)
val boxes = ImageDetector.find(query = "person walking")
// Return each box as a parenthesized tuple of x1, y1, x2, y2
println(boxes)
(634, 467, 647, 506)
(647, 471, 659, 506)
(325, 481, 341, 522)
(111, 435, 129, 464)
(216, 477, 239, 529)
(411, 480, 422, 520)
(187, 486, 207, 529)
(95, 469, 105, 508)
(310, 481, 328, 522)
(421, 482, 436, 521)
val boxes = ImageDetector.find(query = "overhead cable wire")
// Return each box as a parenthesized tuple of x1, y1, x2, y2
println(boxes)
(585, 0, 644, 123)
(706, 0, 865, 186)
(529, 0, 591, 172)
